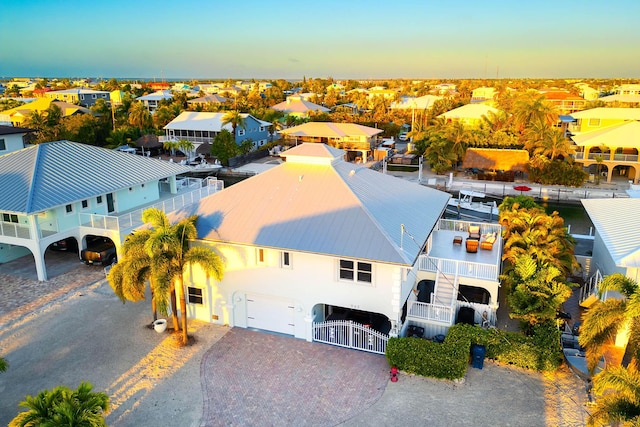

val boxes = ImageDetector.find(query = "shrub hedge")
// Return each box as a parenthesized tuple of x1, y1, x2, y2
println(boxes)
(386, 323, 562, 380)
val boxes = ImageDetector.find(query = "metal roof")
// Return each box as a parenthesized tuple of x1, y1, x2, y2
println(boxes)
(569, 107, 640, 120)
(0, 140, 193, 214)
(164, 112, 270, 132)
(280, 122, 383, 138)
(0, 125, 34, 135)
(571, 121, 640, 148)
(582, 198, 640, 268)
(169, 143, 450, 266)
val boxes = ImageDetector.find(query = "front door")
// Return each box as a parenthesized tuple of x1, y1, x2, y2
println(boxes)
(106, 193, 115, 213)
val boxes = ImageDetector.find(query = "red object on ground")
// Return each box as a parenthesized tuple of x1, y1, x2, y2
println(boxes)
(390, 366, 398, 382)
(513, 185, 532, 194)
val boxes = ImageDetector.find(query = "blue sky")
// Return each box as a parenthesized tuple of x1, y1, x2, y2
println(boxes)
(1, 0, 639, 80)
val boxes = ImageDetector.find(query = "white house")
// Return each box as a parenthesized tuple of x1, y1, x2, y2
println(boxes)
(136, 90, 173, 113)
(170, 144, 503, 353)
(0, 125, 32, 154)
(0, 141, 222, 281)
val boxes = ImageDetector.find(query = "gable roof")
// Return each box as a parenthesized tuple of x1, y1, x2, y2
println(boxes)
(569, 107, 640, 120)
(462, 148, 529, 172)
(280, 122, 383, 138)
(169, 143, 450, 266)
(0, 98, 93, 120)
(187, 94, 227, 104)
(571, 121, 640, 148)
(271, 98, 330, 114)
(582, 198, 640, 267)
(0, 140, 192, 214)
(164, 111, 270, 132)
(438, 104, 499, 120)
(0, 125, 34, 135)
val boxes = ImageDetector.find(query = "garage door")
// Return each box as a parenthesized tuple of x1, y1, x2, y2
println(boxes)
(246, 294, 295, 335)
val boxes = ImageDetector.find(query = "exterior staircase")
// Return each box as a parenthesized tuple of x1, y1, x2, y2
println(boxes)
(434, 270, 458, 310)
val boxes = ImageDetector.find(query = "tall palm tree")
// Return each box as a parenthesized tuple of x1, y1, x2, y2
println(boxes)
(142, 208, 224, 344)
(9, 382, 109, 427)
(587, 365, 640, 426)
(221, 110, 246, 142)
(128, 101, 152, 131)
(513, 93, 558, 134)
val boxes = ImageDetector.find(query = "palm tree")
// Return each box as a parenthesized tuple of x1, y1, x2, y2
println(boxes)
(587, 365, 640, 426)
(579, 273, 640, 371)
(128, 101, 152, 131)
(0, 356, 7, 372)
(142, 208, 224, 344)
(513, 93, 558, 134)
(9, 382, 109, 427)
(221, 110, 246, 142)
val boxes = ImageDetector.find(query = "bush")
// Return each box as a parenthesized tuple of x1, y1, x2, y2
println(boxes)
(386, 323, 562, 380)
(528, 160, 587, 187)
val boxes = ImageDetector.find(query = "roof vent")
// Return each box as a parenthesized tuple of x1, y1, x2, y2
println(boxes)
(349, 170, 356, 177)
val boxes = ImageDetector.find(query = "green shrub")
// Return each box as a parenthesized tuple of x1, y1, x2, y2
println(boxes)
(528, 160, 587, 187)
(386, 323, 562, 380)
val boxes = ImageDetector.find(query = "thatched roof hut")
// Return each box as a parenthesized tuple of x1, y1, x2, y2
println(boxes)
(462, 148, 529, 172)
(135, 134, 162, 149)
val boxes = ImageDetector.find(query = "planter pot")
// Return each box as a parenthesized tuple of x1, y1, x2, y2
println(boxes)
(153, 319, 167, 333)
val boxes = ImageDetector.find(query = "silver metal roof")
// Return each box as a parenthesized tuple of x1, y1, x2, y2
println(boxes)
(582, 198, 640, 268)
(0, 140, 193, 214)
(171, 143, 450, 266)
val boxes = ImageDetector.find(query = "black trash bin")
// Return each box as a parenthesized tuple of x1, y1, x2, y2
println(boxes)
(471, 344, 486, 369)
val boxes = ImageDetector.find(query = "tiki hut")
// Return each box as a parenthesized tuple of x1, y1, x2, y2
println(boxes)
(462, 148, 529, 173)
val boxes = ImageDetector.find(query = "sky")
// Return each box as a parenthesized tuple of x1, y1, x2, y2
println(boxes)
(1, 0, 639, 80)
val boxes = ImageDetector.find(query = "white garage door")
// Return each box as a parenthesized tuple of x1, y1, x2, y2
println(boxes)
(246, 294, 295, 335)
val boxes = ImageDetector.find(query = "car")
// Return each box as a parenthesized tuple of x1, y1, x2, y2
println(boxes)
(51, 237, 78, 252)
(398, 132, 409, 141)
(80, 236, 117, 266)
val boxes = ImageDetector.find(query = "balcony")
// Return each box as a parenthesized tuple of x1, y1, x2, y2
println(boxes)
(573, 152, 638, 162)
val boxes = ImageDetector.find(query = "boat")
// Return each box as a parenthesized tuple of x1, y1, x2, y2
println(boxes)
(561, 321, 605, 381)
(446, 190, 499, 221)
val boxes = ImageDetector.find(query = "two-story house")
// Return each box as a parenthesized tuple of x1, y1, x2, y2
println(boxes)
(167, 144, 503, 354)
(45, 88, 111, 107)
(438, 104, 499, 127)
(0, 125, 33, 154)
(136, 90, 173, 113)
(0, 140, 223, 281)
(163, 111, 271, 150)
(280, 122, 383, 163)
(569, 107, 640, 184)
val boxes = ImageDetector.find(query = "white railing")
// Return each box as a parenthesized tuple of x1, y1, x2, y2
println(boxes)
(79, 213, 120, 231)
(312, 320, 388, 355)
(0, 221, 31, 239)
(438, 218, 502, 236)
(407, 301, 454, 324)
(418, 255, 499, 281)
(580, 269, 603, 303)
(455, 301, 497, 327)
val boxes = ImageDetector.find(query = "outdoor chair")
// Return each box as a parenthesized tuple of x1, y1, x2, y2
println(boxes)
(466, 238, 479, 253)
(480, 232, 497, 251)
(468, 225, 481, 240)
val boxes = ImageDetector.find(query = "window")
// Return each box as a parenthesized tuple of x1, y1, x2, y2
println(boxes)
(80, 94, 84, 100)
(260, 126, 265, 132)
(65, 204, 73, 214)
(188, 287, 203, 304)
(0, 138, 5, 151)
(588, 118, 601, 127)
(92, 94, 97, 99)
(339, 259, 372, 283)
(238, 129, 245, 136)
(257, 248, 265, 264)
(2, 213, 18, 223)
(281, 251, 291, 268)
(96, 195, 103, 204)
(81, 200, 88, 209)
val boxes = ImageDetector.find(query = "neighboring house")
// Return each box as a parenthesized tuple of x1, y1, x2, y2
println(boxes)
(438, 104, 499, 127)
(538, 90, 588, 115)
(136, 90, 173, 113)
(390, 94, 443, 110)
(0, 98, 93, 126)
(575, 83, 600, 101)
(279, 122, 383, 162)
(163, 111, 271, 149)
(599, 85, 640, 106)
(569, 108, 640, 184)
(271, 96, 330, 118)
(187, 94, 228, 107)
(0, 125, 33, 154)
(169, 144, 502, 351)
(45, 88, 110, 107)
(470, 87, 497, 104)
(0, 140, 220, 281)
(366, 88, 398, 100)
(147, 82, 171, 91)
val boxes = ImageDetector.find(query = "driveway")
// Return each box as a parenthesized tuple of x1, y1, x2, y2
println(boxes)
(0, 270, 590, 426)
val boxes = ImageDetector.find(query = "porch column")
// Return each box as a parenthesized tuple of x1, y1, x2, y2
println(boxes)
(33, 244, 48, 281)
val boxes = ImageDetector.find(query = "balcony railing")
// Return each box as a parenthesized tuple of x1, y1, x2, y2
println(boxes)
(407, 300, 453, 324)
(0, 221, 31, 239)
(418, 255, 499, 281)
(574, 152, 639, 162)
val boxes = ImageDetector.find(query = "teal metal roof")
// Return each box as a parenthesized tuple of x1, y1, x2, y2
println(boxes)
(0, 140, 193, 214)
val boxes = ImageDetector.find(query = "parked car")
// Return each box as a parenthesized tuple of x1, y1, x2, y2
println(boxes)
(80, 236, 117, 266)
(51, 237, 78, 252)
(398, 132, 409, 141)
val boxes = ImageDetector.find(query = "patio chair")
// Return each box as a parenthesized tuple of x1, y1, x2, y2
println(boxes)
(466, 238, 479, 253)
(480, 232, 497, 251)
(468, 225, 481, 240)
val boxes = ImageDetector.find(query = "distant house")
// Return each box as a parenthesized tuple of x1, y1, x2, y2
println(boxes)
(0, 140, 217, 281)
(438, 104, 499, 127)
(598, 84, 640, 106)
(271, 96, 330, 118)
(538, 90, 588, 115)
(136, 90, 173, 113)
(0, 98, 94, 126)
(147, 82, 171, 91)
(187, 94, 228, 107)
(45, 88, 110, 107)
(279, 122, 382, 162)
(163, 111, 271, 149)
(569, 107, 640, 184)
(470, 87, 497, 104)
(0, 125, 33, 154)
(168, 143, 502, 350)
(390, 95, 443, 110)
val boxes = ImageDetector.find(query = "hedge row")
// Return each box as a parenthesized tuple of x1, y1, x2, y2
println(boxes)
(386, 323, 562, 380)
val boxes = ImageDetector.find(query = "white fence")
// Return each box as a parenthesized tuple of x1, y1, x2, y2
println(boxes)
(407, 301, 453, 325)
(312, 320, 389, 355)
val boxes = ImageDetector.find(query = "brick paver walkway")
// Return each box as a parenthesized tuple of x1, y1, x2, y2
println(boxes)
(200, 328, 390, 427)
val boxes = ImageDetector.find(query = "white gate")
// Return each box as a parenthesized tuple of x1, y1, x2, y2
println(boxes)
(312, 320, 388, 355)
